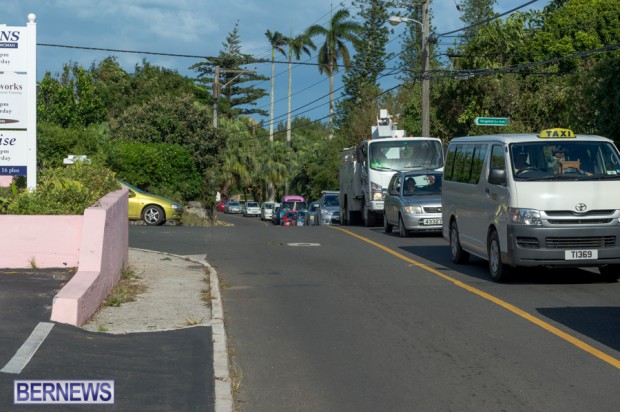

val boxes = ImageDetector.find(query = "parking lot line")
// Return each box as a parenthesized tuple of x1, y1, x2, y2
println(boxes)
(1, 322, 54, 374)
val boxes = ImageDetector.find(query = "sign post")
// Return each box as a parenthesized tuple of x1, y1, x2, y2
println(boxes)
(474, 117, 510, 127)
(0, 13, 37, 189)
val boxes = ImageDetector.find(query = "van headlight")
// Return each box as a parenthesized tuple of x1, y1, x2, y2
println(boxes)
(509, 208, 541, 226)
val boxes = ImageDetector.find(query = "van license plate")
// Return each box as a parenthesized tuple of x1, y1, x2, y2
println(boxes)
(423, 218, 442, 225)
(565, 250, 598, 260)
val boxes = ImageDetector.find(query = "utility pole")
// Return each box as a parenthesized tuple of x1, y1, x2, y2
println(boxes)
(212, 67, 254, 129)
(421, 0, 430, 137)
(389, 0, 430, 136)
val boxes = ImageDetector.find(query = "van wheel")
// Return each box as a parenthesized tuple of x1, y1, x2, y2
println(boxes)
(488, 230, 510, 282)
(384, 214, 393, 233)
(398, 215, 409, 237)
(599, 265, 620, 282)
(449, 220, 469, 264)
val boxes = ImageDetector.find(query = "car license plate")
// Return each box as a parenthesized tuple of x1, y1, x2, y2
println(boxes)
(565, 249, 598, 260)
(423, 218, 442, 225)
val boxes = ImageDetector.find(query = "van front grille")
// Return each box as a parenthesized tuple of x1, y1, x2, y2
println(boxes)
(545, 236, 615, 249)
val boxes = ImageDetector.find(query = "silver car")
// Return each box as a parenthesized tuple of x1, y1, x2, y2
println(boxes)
(315, 191, 341, 226)
(383, 171, 442, 237)
(225, 201, 242, 214)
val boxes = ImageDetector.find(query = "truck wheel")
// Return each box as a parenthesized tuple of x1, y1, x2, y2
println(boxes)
(449, 220, 469, 264)
(342, 202, 350, 226)
(363, 204, 377, 227)
(384, 214, 393, 233)
(488, 230, 510, 282)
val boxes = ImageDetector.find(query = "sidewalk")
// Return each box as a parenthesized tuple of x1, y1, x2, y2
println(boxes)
(0, 248, 233, 411)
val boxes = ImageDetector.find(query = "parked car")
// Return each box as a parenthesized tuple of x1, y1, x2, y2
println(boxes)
(260, 202, 277, 221)
(306, 201, 319, 226)
(119, 180, 183, 226)
(225, 201, 242, 214)
(281, 210, 298, 226)
(315, 191, 341, 226)
(383, 171, 443, 237)
(216, 201, 227, 212)
(243, 201, 261, 217)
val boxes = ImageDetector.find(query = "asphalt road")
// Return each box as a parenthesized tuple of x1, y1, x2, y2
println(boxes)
(193, 212, 620, 412)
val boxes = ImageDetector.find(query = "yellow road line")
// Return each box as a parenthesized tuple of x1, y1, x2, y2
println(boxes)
(332, 226, 620, 370)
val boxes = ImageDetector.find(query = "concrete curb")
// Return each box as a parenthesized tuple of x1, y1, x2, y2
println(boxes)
(132, 249, 234, 412)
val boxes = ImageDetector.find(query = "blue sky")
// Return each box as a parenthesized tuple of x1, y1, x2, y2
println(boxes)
(3, 0, 549, 126)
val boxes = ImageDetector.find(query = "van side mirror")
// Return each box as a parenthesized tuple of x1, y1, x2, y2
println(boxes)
(488, 168, 506, 185)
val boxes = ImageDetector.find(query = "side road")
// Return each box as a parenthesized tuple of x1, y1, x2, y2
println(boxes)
(0, 248, 233, 412)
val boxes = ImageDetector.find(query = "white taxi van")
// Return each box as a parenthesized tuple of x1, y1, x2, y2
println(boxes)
(442, 128, 620, 282)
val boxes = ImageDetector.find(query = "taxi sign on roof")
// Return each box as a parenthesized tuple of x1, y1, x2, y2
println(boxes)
(538, 128, 575, 138)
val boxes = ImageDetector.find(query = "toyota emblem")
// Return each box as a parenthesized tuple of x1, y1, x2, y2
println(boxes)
(575, 203, 587, 212)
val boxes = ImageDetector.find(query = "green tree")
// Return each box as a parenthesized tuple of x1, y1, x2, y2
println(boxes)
(37, 62, 107, 128)
(337, 0, 389, 135)
(109, 94, 225, 177)
(91, 58, 209, 120)
(457, 0, 498, 44)
(307, 9, 362, 133)
(524, 0, 620, 72)
(191, 21, 269, 120)
(105, 141, 202, 201)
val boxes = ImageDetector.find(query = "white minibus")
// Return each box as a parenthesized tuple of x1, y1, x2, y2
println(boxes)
(442, 128, 620, 282)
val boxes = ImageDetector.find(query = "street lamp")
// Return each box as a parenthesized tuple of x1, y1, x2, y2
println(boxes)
(389, 4, 430, 137)
(388, 16, 422, 28)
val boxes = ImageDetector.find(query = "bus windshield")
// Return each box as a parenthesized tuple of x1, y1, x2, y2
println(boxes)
(281, 195, 307, 211)
(370, 139, 443, 171)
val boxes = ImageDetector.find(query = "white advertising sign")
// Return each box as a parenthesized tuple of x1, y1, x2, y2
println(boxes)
(0, 72, 27, 128)
(0, 26, 28, 72)
(0, 15, 36, 185)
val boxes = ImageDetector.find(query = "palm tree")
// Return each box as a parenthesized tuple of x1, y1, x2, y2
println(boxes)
(307, 9, 361, 135)
(286, 33, 316, 148)
(264, 30, 288, 142)
(284, 32, 316, 195)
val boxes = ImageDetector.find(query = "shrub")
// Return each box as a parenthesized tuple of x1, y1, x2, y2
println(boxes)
(7, 163, 120, 215)
(104, 140, 201, 202)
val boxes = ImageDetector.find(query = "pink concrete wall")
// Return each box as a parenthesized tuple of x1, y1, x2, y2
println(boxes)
(0, 176, 12, 187)
(0, 215, 83, 268)
(51, 188, 129, 326)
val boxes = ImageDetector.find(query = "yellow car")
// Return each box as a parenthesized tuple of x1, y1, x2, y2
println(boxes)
(119, 180, 183, 226)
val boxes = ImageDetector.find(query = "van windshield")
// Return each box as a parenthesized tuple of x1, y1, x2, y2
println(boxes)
(370, 140, 443, 171)
(510, 141, 620, 180)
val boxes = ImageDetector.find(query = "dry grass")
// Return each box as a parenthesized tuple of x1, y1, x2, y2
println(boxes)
(103, 266, 147, 307)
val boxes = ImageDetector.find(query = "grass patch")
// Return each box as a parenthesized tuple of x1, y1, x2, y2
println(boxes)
(201, 287, 212, 306)
(183, 316, 204, 326)
(103, 266, 147, 307)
